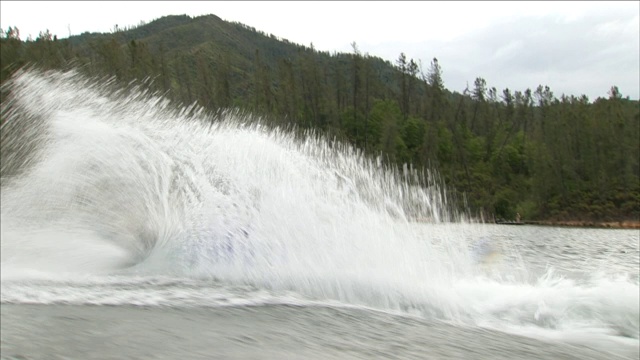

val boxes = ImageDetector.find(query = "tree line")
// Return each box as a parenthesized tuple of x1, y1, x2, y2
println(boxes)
(1, 16, 638, 222)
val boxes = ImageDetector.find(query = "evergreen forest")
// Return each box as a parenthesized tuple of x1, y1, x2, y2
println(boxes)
(1, 14, 638, 222)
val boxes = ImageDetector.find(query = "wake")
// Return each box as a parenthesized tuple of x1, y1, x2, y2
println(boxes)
(1, 69, 637, 346)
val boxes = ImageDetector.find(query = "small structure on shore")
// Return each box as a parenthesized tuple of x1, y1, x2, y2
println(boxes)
(495, 213, 524, 225)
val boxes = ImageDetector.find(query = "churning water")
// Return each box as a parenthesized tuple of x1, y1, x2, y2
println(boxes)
(1, 69, 638, 359)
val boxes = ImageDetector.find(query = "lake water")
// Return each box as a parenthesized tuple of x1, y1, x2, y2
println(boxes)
(2, 225, 637, 360)
(1, 69, 638, 359)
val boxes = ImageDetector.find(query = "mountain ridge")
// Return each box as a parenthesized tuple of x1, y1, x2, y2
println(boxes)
(1, 13, 637, 222)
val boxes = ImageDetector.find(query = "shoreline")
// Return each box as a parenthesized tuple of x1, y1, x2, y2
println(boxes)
(415, 218, 640, 229)
(521, 220, 640, 229)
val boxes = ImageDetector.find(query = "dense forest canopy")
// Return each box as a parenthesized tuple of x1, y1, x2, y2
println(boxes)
(1, 14, 638, 222)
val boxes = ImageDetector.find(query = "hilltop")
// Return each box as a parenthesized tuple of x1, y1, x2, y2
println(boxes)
(1, 14, 638, 222)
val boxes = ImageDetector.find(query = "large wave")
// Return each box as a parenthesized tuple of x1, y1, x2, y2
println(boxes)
(1, 69, 637, 347)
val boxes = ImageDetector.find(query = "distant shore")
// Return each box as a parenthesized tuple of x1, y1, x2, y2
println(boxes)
(415, 218, 640, 229)
(521, 220, 640, 229)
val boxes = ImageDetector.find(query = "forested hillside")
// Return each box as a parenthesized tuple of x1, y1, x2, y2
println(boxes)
(1, 14, 638, 222)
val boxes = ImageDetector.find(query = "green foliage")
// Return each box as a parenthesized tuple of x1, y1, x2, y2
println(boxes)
(1, 16, 638, 222)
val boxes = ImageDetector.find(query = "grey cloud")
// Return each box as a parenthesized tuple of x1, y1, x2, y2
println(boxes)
(367, 9, 639, 100)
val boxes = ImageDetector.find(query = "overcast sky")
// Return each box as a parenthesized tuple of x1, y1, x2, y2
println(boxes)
(1, 1, 638, 100)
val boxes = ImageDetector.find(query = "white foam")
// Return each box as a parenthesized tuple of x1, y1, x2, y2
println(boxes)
(1, 69, 637, 350)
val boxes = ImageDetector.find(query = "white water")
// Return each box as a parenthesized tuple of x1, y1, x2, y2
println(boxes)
(1, 69, 638, 349)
